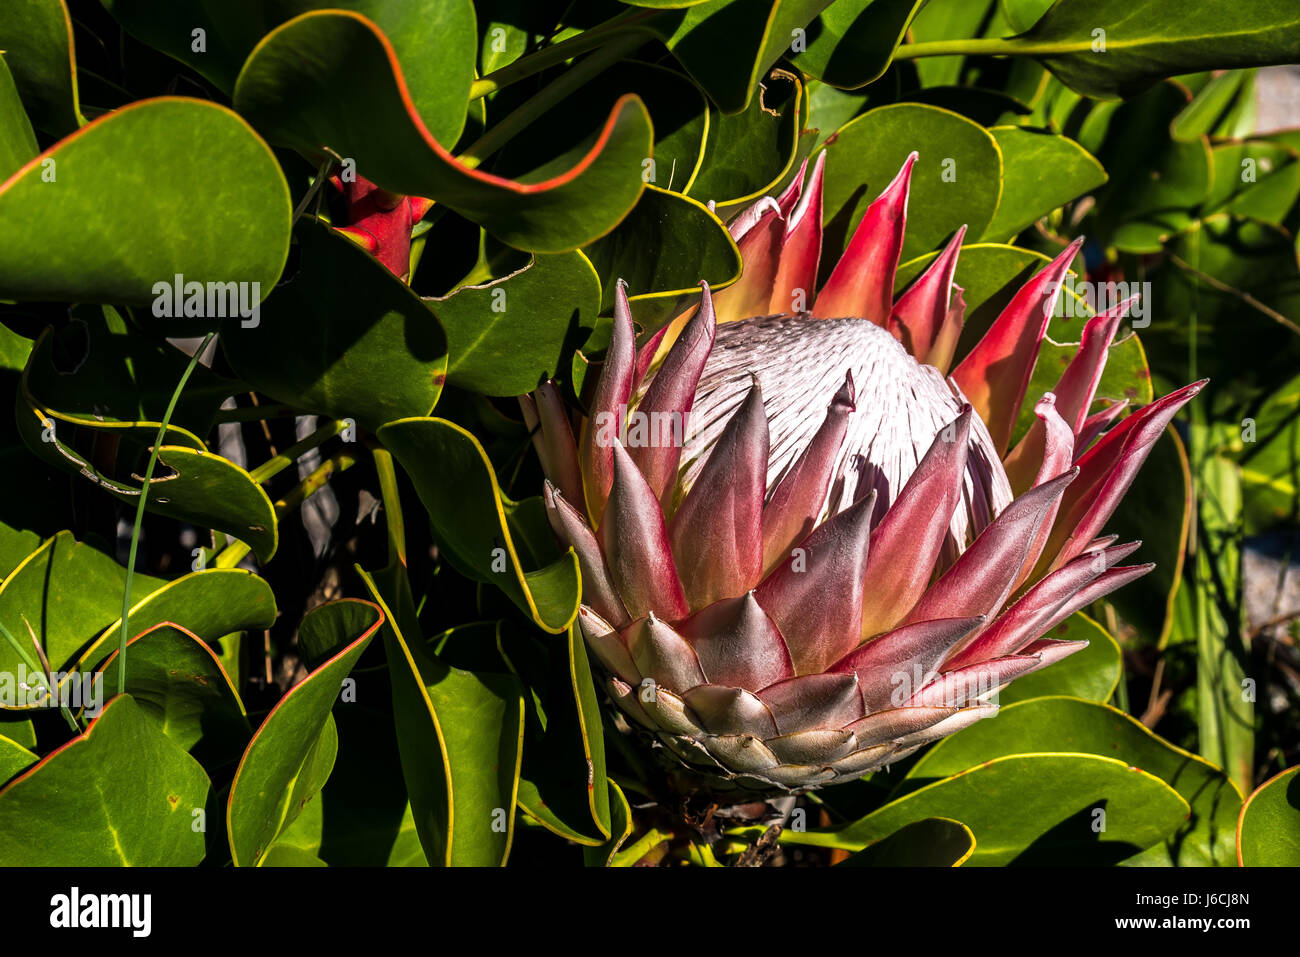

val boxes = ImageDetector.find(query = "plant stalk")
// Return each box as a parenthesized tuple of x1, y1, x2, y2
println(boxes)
(214, 449, 360, 569)
(468, 9, 656, 100)
(117, 331, 217, 696)
(457, 32, 647, 170)
(248, 418, 350, 485)
(371, 445, 407, 568)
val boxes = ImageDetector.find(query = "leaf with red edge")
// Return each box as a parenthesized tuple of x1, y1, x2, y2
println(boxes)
(104, 0, 477, 148)
(233, 10, 652, 253)
(226, 598, 383, 867)
(1237, 765, 1300, 865)
(0, 0, 82, 136)
(0, 98, 291, 304)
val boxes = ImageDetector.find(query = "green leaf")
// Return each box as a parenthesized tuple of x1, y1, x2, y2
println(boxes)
(19, 308, 234, 437)
(305, 693, 428, 866)
(775, 753, 1189, 864)
(233, 10, 652, 253)
(998, 613, 1122, 704)
(836, 818, 975, 866)
(583, 185, 742, 332)
(226, 598, 382, 866)
(0, 695, 210, 865)
(224, 221, 448, 431)
(495, 59, 709, 198)
(822, 104, 1002, 263)
(0, 55, 38, 181)
(1239, 371, 1300, 531)
(0, 0, 81, 135)
(18, 393, 279, 564)
(687, 68, 805, 211)
(584, 780, 634, 866)
(378, 417, 581, 634)
(908, 0, 997, 87)
(1104, 427, 1192, 648)
(1013, 1, 1300, 101)
(790, 0, 924, 90)
(95, 623, 251, 769)
(358, 567, 524, 867)
(0, 98, 291, 303)
(908, 697, 1243, 866)
(645, 0, 834, 113)
(1203, 141, 1300, 223)
(504, 623, 613, 846)
(0, 735, 36, 783)
(429, 251, 601, 397)
(1237, 765, 1300, 865)
(1093, 83, 1211, 253)
(1172, 71, 1248, 142)
(1000, 0, 1054, 33)
(1141, 216, 1300, 409)
(104, 1, 476, 147)
(982, 126, 1106, 241)
(1184, 427, 1254, 797)
(0, 531, 163, 684)
(0, 717, 36, 749)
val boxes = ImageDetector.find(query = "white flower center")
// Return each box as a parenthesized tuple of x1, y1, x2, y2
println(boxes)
(675, 315, 1014, 558)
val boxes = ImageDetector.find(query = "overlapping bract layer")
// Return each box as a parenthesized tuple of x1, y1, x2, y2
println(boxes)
(522, 153, 1202, 794)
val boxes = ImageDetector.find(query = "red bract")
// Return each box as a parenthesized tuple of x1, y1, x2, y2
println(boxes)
(527, 154, 1203, 794)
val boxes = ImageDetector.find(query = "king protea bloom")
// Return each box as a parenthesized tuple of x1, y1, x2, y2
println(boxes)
(521, 151, 1203, 795)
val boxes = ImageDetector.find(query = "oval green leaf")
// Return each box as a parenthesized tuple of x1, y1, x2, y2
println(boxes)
(0, 695, 210, 865)
(0, 98, 291, 303)
(1237, 765, 1300, 865)
(226, 598, 382, 866)
(908, 696, 1244, 866)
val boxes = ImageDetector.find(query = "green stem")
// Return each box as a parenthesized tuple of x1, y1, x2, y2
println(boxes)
(248, 418, 349, 485)
(891, 38, 1089, 59)
(686, 839, 722, 867)
(468, 9, 656, 100)
(611, 828, 673, 867)
(117, 332, 216, 697)
(213, 449, 360, 569)
(371, 446, 406, 568)
(457, 32, 647, 170)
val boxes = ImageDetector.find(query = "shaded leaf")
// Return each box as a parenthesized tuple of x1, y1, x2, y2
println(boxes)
(430, 251, 601, 397)
(233, 10, 652, 253)
(378, 417, 581, 633)
(226, 598, 382, 866)
(96, 623, 251, 768)
(224, 221, 448, 431)
(359, 566, 524, 867)
(836, 817, 974, 866)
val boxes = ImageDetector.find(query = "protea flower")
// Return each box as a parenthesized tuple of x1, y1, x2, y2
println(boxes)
(522, 151, 1203, 795)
